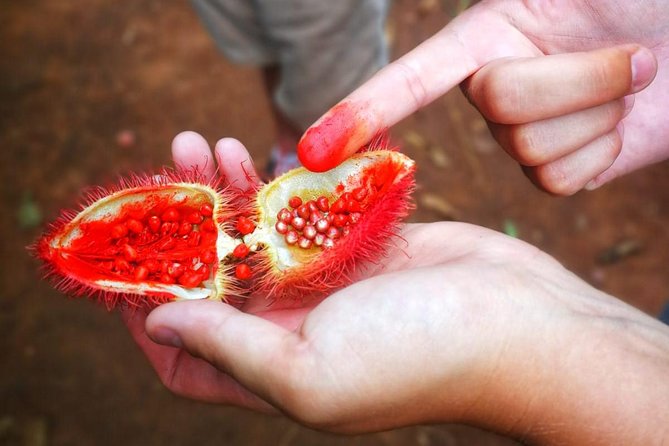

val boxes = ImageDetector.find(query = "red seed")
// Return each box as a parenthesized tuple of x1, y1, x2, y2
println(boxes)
(115, 258, 130, 271)
(346, 199, 362, 213)
(161, 260, 169, 273)
(134, 265, 149, 281)
(168, 263, 185, 278)
(333, 214, 349, 228)
(186, 211, 204, 225)
(309, 210, 323, 225)
(201, 249, 217, 263)
(352, 187, 367, 201)
(178, 272, 201, 288)
(201, 218, 216, 232)
(160, 222, 172, 236)
(187, 231, 202, 247)
(277, 208, 292, 223)
(127, 218, 144, 234)
(162, 208, 180, 222)
(303, 224, 317, 240)
(316, 196, 329, 212)
(201, 232, 217, 247)
(285, 230, 299, 245)
(178, 221, 193, 236)
(196, 264, 210, 279)
(341, 192, 352, 201)
(291, 216, 306, 230)
(298, 236, 312, 249)
(314, 233, 325, 246)
(158, 237, 176, 251)
(341, 227, 351, 237)
(326, 214, 335, 224)
(199, 203, 213, 217)
(316, 219, 329, 233)
(235, 263, 252, 280)
(144, 259, 160, 272)
(349, 212, 362, 224)
(306, 200, 319, 213)
(323, 238, 335, 249)
(330, 198, 346, 214)
(236, 216, 256, 235)
(326, 227, 340, 239)
(288, 196, 302, 208)
(148, 216, 161, 233)
(122, 244, 138, 261)
(160, 273, 175, 284)
(232, 244, 250, 259)
(297, 204, 310, 219)
(111, 224, 128, 239)
(275, 221, 289, 234)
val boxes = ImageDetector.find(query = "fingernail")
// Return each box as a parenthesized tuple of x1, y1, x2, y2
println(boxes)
(630, 47, 656, 91)
(622, 95, 635, 117)
(151, 327, 183, 348)
(584, 179, 599, 191)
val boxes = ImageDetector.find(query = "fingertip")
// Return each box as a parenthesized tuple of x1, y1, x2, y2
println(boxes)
(297, 102, 370, 172)
(214, 137, 261, 190)
(629, 46, 658, 92)
(171, 131, 216, 179)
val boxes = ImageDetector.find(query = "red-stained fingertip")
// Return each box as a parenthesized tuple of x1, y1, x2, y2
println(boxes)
(297, 102, 370, 172)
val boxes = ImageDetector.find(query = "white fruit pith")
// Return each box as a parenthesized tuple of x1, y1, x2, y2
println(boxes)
(246, 151, 415, 273)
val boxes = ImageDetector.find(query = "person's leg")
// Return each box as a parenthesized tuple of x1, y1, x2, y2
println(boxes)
(191, 0, 390, 177)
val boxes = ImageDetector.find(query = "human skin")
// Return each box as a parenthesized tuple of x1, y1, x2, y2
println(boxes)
(297, 0, 669, 194)
(122, 133, 669, 445)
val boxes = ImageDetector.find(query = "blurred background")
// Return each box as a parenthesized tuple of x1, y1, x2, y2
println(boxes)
(1, 1, 667, 445)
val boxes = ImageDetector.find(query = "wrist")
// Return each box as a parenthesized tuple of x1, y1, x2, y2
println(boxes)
(466, 289, 669, 445)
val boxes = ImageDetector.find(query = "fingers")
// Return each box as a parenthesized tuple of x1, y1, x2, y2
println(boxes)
(465, 45, 653, 124)
(171, 131, 217, 180)
(488, 98, 631, 166)
(524, 129, 623, 196)
(145, 300, 308, 408)
(213, 138, 262, 191)
(120, 307, 275, 410)
(464, 45, 657, 194)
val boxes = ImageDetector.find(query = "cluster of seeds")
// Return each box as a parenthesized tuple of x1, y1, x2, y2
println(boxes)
(105, 202, 218, 288)
(274, 188, 367, 250)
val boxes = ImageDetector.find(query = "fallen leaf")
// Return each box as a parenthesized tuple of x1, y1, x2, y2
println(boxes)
(402, 130, 428, 152)
(18, 193, 42, 229)
(419, 193, 458, 220)
(428, 145, 450, 168)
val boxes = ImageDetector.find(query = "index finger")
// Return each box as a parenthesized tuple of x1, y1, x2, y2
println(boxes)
(296, 6, 540, 172)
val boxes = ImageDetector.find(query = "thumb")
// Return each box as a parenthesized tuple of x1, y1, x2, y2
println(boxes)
(146, 300, 307, 405)
(297, 5, 542, 172)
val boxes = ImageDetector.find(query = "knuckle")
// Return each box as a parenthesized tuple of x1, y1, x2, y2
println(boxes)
(391, 62, 429, 110)
(474, 67, 522, 124)
(272, 344, 333, 427)
(508, 124, 545, 166)
(534, 164, 580, 196)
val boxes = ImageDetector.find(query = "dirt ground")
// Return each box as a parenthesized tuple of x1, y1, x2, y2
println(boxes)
(1, 1, 667, 445)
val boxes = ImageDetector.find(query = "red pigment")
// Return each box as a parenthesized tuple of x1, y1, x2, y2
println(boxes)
(49, 193, 218, 288)
(297, 102, 364, 172)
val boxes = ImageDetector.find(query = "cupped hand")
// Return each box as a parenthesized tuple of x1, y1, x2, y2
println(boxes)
(123, 133, 669, 444)
(298, 0, 669, 194)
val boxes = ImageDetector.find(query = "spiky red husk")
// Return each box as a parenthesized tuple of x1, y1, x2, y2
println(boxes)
(32, 168, 236, 309)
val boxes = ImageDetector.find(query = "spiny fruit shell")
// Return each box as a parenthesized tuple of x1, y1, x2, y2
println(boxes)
(33, 150, 415, 309)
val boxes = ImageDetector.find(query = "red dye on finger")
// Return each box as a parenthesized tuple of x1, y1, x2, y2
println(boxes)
(297, 102, 365, 172)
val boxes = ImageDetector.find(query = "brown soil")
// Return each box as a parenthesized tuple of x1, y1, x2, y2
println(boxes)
(1, 1, 667, 445)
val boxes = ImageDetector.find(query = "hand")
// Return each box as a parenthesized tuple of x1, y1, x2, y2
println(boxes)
(297, 1, 669, 194)
(123, 132, 669, 444)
